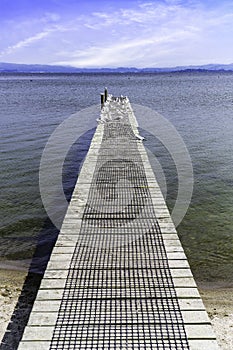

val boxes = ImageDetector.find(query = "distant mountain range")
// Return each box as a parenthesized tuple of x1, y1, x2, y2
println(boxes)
(1, 62, 233, 73)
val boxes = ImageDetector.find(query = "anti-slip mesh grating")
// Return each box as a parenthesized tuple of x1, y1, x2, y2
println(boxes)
(103, 122, 136, 140)
(49, 106, 190, 349)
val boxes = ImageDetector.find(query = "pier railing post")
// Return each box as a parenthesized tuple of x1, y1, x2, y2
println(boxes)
(104, 87, 108, 102)
(100, 93, 105, 109)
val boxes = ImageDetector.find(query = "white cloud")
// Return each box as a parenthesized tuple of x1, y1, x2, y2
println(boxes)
(1, 1, 233, 67)
(53, 2, 205, 67)
(55, 28, 198, 68)
(0, 20, 75, 59)
(0, 31, 51, 57)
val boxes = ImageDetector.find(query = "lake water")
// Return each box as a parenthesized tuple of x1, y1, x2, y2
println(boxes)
(0, 72, 233, 285)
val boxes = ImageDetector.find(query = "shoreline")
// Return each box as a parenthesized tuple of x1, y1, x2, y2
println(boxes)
(0, 266, 232, 349)
(199, 285, 233, 350)
(0, 267, 28, 344)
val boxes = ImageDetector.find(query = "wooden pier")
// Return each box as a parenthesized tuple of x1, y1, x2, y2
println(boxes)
(18, 93, 219, 349)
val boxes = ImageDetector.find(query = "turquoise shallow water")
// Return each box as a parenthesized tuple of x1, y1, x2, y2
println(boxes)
(0, 72, 233, 284)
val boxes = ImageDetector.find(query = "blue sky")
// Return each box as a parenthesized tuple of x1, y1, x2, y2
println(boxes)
(0, 0, 233, 68)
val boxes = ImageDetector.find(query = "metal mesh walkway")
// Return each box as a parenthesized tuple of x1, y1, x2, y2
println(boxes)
(17, 95, 219, 350)
(49, 114, 190, 349)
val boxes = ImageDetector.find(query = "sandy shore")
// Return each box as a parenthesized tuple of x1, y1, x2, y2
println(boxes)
(0, 267, 232, 349)
(199, 284, 233, 350)
(0, 268, 28, 344)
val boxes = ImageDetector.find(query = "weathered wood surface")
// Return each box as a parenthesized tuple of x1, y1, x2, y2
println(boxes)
(18, 95, 219, 350)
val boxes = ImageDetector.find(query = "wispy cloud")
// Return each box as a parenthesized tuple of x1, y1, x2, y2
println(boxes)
(54, 2, 206, 67)
(0, 13, 73, 59)
(0, 31, 51, 57)
(1, 1, 233, 67)
(55, 29, 197, 67)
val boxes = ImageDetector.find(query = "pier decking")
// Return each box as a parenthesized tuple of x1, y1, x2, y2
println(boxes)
(18, 94, 219, 349)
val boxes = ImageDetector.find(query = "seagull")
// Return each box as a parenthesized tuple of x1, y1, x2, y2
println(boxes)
(135, 133, 145, 141)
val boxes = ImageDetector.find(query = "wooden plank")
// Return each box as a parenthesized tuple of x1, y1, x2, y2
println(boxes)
(188, 340, 220, 350)
(51, 246, 75, 254)
(178, 298, 206, 311)
(44, 260, 71, 270)
(172, 277, 197, 287)
(40, 278, 66, 289)
(170, 268, 193, 278)
(162, 233, 181, 240)
(28, 312, 57, 326)
(18, 341, 52, 350)
(181, 310, 211, 324)
(176, 287, 200, 298)
(185, 324, 216, 339)
(39, 276, 197, 289)
(166, 252, 187, 259)
(48, 253, 73, 261)
(36, 289, 64, 300)
(32, 300, 61, 312)
(54, 235, 78, 245)
(20, 326, 54, 341)
(43, 269, 70, 279)
(18, 339, 220, 350)
(27, 310, 211, 327)
(167, 259, 190, 268)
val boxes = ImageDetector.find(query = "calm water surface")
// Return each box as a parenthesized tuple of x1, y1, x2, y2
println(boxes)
(0, 72, 233, 285)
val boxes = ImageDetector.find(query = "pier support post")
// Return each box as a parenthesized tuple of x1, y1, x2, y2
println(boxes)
(104, 87, 108, 102)
(100, 93, 105, 109)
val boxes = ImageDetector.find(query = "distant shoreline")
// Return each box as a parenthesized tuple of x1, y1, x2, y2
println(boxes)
(1, 70, 233, 75)
(1, 61, 233, 74)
